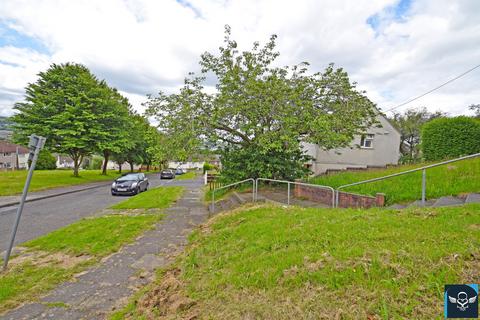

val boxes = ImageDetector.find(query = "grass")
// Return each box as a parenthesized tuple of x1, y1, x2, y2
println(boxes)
(0, 213, 164, 313)
(0, 183, 184, 314)
(23, 214, 163, 257)
(310, 157, 480, 205)
(0, 169, 120, 196)
(176, 171, 198, 180)
(111, 186, 184, 210)
(121, 203, 480, 319)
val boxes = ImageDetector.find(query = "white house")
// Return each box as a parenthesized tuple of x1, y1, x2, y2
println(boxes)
(303, 114, 401, 175)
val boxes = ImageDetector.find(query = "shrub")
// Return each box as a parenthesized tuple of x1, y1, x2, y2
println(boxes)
(421, 116, 480, 161)
(35, 150, 57, 170)
(90, 156, 103, 170)
(203, 162, 214, 173)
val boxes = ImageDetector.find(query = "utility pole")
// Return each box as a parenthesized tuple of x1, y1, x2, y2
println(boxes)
(3, 135, 46, 271)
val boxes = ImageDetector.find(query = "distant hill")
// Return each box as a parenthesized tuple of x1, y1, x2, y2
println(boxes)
(0, 116, 12, 130)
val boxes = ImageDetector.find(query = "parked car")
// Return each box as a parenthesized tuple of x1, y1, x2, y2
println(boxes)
(181, 168, 188, 174)
(160, 169, 175, 179)
(111, 173, 149, 196)
(175, 168, 184, 175)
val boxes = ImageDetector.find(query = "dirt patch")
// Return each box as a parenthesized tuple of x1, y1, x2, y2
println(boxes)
(135, 268, 197, 320)
(8, 249, 91, 270)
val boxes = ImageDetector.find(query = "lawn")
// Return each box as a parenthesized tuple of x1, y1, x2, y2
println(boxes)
(176, 171, 198, 180)
(0, 213, 163, 313)
(111, 186, 184, 209)
(0, 169, 120, 196)
(118, 203, 480, 319)
(310, 157, 480, 205)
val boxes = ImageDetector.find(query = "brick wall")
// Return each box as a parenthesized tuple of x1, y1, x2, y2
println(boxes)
(293, 184, 334, 206)
(293, 183, 385, 209)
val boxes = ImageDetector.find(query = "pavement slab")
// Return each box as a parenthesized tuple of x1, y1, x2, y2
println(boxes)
(1, 177, 208, 320)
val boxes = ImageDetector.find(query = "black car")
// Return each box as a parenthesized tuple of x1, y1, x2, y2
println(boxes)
(160, 169, 175, 179)
(111, 173, 149, 196)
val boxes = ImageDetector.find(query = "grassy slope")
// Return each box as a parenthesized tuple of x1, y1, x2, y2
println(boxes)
(123, 204, 480, 319)
(0, 214, 163, 313)
(310, 157, 480, 205)
(176, 171, 197, 180)
(0, 186, 185, 313)
(111, 186, 184, 209)
(0, 170, 120, 196)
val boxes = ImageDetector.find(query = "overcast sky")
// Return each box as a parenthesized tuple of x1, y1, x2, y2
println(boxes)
(0, 0, 479, 117)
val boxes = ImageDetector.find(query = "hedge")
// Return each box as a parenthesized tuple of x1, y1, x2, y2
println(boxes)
(421, 116, 480, 161)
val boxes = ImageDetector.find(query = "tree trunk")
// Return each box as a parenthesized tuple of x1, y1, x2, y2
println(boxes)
(146, 164, 150, 172)
(72, 153, 82, 177)
(129, 161, 134, 172)
(118, 163, 122, 174)
(102, 150, 109, 175)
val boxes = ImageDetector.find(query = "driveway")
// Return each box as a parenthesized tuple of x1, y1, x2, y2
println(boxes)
(0, 174, 195, 253)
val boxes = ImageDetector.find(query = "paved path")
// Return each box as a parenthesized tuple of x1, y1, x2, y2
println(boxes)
(2, 177, 208, 320)
(0, 174, 171, 253)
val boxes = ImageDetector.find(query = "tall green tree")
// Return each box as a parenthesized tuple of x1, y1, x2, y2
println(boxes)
(123, 114, 149, 172)
(95, 84, 133, 175)
(13, 63, 107, 176)
(391, 107, 445, 162)
(146, 26, 377, 181)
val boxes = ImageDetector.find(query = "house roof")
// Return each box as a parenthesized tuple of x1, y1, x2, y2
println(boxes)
(0, 141, 29, 154)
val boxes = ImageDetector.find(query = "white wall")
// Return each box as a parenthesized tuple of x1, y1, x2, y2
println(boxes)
(304, 115, 401, 175)
(168, 161, 204, 170)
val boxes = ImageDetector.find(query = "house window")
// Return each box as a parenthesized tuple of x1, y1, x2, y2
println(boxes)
(3, 153, 11, 156)
(360, 134, 374, 148)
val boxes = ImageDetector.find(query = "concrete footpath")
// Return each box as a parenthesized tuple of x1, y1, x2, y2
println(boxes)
(1, 177, 208, 320)
(0, 181, 112, 208)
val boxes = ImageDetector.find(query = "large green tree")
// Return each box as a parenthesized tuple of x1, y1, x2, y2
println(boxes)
(13, 63, 108, 176)
(95, 84, 133, 175)
(391, 107, 445, 162)
(145, 26, 377, 180)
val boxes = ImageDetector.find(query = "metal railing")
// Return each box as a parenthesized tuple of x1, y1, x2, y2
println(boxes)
(335, 152, 480, 208)
(255, 178, 335, 208)
(211, 178, 255, 214)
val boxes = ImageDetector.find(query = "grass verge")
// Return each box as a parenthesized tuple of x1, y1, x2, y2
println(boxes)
(310, 157, 480, 205)
(0, 213, 163, 314)
(111, 186, 184, 210)
(118, 203, 480, 319)
(176, 171, 198, 180)
(0, 170, 120, 196)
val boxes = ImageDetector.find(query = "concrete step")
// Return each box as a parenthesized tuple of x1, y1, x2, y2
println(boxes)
(432, 196, 464, 207)
(408, 200, 435, 208)
(388, 204, 407, 209)
(465, 193, 480, 204)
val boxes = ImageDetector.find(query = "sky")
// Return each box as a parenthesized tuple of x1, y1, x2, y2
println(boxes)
(0, 0, 479, 117)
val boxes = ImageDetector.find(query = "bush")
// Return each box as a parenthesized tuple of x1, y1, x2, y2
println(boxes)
(203, 162, 214, 173)
(90, 156, 103, 170)
(421, 116, 480, 161)
(35, 150, 57, 170)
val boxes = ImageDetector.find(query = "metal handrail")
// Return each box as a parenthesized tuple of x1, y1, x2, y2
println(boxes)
(211, 178, 255, 214)
(256, 178, 335, 208)
(335, 152, 480, 207)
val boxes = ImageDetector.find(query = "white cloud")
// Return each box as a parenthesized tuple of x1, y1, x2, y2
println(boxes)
(0, 0, 479, 117)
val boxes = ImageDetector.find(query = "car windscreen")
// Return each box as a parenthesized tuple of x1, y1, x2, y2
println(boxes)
(117, 174, 139, 181)
(161, 170, 171, 174)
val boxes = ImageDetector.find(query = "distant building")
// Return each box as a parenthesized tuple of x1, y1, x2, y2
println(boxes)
(0, 141, 29, 170)
(0, 130, 12, 141)
(303, 113, 401, 175)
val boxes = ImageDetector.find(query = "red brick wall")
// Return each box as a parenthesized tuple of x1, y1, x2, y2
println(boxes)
(294, 183, 385, 209)
(294, 184, 334, 206)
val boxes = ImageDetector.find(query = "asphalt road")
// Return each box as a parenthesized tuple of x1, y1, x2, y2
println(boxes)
(0, 174, 196, 253)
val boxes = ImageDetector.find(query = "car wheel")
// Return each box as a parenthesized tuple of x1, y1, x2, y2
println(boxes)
(111, 192, 116, 196)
